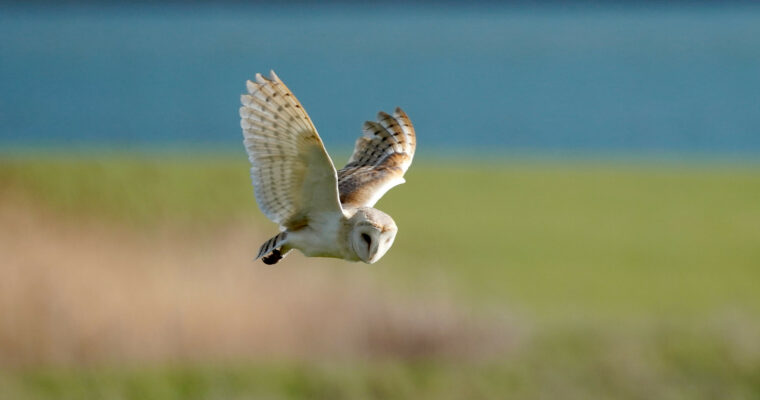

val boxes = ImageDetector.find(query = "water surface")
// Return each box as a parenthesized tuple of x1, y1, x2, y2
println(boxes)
(1, 4, 759, 155)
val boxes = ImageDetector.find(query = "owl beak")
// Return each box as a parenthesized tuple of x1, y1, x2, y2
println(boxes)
(367, 242, 383, 264)
(365, 250, 377, 264)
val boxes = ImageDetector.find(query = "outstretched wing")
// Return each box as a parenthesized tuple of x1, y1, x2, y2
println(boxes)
(240, 70, 343, 229)
(338, 108, 416, 208)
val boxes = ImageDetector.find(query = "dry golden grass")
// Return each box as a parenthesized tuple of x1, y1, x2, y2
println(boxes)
(0, 199, 514, 368)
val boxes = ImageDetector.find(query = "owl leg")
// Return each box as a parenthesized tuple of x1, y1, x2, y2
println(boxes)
(262, 247, 292, 265)
(262, 248, 282, 265)
(256, 232, 290, 264)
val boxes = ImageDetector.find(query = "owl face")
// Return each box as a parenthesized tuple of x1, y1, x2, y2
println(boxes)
(351, 223, 397, 264)
(349, 209, 397, 264)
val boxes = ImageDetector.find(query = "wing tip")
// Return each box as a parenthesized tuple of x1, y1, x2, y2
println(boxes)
(247, 70, 280, 88)
(255, 72, 269, 84)
(245, 80, 258, 94)
(376, 110, 392, 121)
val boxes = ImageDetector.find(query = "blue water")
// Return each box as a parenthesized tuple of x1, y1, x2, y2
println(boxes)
(1, 4, 759, 155)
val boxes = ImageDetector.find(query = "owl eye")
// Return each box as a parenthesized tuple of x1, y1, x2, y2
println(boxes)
(361, 233, 372, 249)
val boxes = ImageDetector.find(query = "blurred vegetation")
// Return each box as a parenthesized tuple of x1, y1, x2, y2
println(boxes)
(0, 154, 261, 227)
(2, 155, 759, 317)
(1, 155, 759, 399)
(3, 319, 760, 400)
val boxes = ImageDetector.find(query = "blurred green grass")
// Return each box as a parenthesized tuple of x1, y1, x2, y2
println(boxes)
(0, 154, 263, 227)
(383, 161, 760, 319)
(3, 319, 759, 400)
(2, 155, 758, 318)
(2, 155, 759, 399)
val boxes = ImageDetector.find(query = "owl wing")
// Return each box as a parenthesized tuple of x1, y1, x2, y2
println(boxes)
(240, 71, 343, 229)
(338, 108, 416, 208)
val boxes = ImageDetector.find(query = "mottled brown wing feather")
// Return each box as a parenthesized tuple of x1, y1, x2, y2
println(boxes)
(338, 108, 416, 208)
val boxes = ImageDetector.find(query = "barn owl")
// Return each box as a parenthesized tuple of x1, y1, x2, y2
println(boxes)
(240, 71, 416, 265)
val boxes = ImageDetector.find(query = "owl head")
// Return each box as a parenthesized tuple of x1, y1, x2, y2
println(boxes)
(348, 208, 398, 264)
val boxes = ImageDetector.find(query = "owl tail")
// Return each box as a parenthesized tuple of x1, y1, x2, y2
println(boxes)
(256, 232, 291, 265)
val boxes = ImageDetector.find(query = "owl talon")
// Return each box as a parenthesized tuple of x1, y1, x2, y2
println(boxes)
(262, 248, 282, 265)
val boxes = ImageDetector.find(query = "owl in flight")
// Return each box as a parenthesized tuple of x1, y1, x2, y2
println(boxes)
(240, 71, 416, 265)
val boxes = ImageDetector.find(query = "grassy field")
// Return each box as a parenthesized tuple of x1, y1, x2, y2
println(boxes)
(1, 155, 759, 399)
